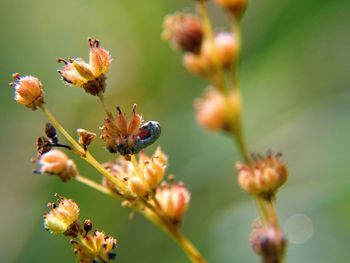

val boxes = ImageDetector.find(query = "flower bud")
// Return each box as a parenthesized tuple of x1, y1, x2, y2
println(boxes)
(10, 73, 44, 110)
(236, 152, 288, 198)
(77, 128, 96, 146)
(194, 87, 240, 132)
(201, 32, 238, 70)
(251, 220, 287, 262)
(58, 38, 111, 96)
(73, 230, 117, 263)
(155, 182, 190, 223)
(43, 194, 80, 236)
(162, 12, 203, 53)
(183, 52, 214, 77)
(214, 0, 248, 18)
(37, 150, 78, 181)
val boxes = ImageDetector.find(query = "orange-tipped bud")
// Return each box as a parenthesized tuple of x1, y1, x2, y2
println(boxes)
(10, 74, 44, 110)
(162, 12, 203, 53)
(37, 150, 78, 181)
(155, 182, 190, 223)
(236, 153, 288, 198)
(194, 87, 240, 132)
(251, 219, 287, 262)
(58, 38, 111, 96)
(43, 194, 80, 236)
(76, 128, 96, 146)
(214, 0, 248, 18)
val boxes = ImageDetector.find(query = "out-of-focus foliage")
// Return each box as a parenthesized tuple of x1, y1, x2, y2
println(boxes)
(1, 0, 349, 262)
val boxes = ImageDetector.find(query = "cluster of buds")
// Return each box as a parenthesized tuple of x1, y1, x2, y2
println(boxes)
(155, 181, 191, 224)
(183, 32, 238, 78)
(44, 195, 117, 263)
(100, 105, 161, 156)
(10, 73, 45, 110)
(194, 87, 240, 132)
(236, 152, 288, 199)
(103, 147, 167, 197)
(35, 149, 78, 181)
(250, 219, 287, 263)
(58, 38, 111, 96)
(162, 3, 241, 134)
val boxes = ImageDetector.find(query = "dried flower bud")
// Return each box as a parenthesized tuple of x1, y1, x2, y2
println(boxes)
(10, 73, 44, 110)
(201, 32, 238, 70)
(162, 12, 203, 53)
(194, 87, 240, 132)
(155, 181, 190, 223)
(43, 194, 80, 237)
(251, 220, 287, 262)
(100, 105, 161, 155)
(58, 38, 111, 96)
(45, 122, 58, 144)
(73, 230, 117, 263)
(37, 150, 78, 181)
(77, 128, 96, 146)
(214, 0, 248, 18)
(236, 152, 288, 198)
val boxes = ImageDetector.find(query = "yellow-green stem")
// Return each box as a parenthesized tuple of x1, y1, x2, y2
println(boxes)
(74, 173, 207, 263)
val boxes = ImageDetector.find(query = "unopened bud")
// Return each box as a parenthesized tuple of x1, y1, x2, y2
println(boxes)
(201, 32, 238, 70)
(214, 0, 248, 18)
(236, 152, 288, 198)
(251, 220, 287, 262)
(10, 73, 44, 110)
(162, 12, 203, 53)
(43, 194, 80, 237)
(155, 182, 190, 223)
(194, 87, 240, 132)
(37, 150, 78, 181)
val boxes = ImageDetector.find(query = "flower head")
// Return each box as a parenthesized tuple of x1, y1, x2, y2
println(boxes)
(162, 12, 203, 53)
(10, 73, 44, 110)
(155, 181, 191, 224)
(214, 0, 248, 18)
(37, 149, 78, 181)
(100, 105, 161, 155)
(72, 229, 117, 263)
(194, 87, 240, 132)
(251, 219, 287, 262)
(43, 194, 80, 236)
(77, 128, 96, 147)
(58, 38, 111, 96)
(236, 152, 288, 198)
(103, 147, 168, 197)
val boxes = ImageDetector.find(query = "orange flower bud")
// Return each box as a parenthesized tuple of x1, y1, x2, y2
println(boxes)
(10, 73, 44, 110)
(201, 32, 238, 70)
(58, 38, 111, 96)
(162, 12, 203, 53)
(236, 153, 288, 198)
(43, 194, 80, 236)
(183, 52, 214, 77)
(155, 182, 190, 223)
(194, 87, 240, 132)
(38, 150, 78, 181)
(214, 0, 248, 18)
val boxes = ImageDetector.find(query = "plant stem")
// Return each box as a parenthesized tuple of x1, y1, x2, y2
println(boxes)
(40, 105, 132, 195)
(74, 173, 207, 263)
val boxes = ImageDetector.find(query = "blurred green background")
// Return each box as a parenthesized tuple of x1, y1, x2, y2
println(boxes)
(1, 0, 350, 262)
